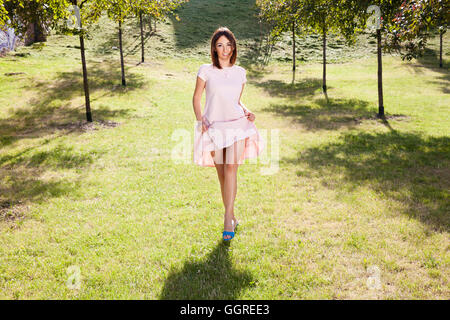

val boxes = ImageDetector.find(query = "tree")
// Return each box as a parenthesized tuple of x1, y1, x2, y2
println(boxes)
(132, 0, 188, 64)
(1, 0, 105, 121)
(106, 0, 130, 86)
(1, 1, 106, 121)
(301, 0, 338, 99)
(356, 0, 404, 118)
(256, 0, 366, 96)
(2, 0, 71, 45)
(301, 0, 377, 100)
(256, 0, 305, 83)
(63, 0, 107, 122)
(388, 0, 449, 67)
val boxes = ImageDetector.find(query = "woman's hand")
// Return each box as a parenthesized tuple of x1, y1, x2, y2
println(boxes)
(201, 121, 208, 133)
(197, 120, 208, 133)
(244, 110, 255, 122)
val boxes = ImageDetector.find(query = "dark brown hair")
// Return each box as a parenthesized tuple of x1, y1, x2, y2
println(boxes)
(210, 27, 237, 69)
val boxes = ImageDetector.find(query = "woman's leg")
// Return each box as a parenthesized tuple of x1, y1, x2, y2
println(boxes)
(223, 139, 246, 239)
(211, 149, 225, 205)
(211, 148, 233, 239)
(212, 149, 238, 227)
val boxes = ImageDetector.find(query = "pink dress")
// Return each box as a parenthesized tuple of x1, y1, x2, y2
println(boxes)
(193, 63, 265, 167)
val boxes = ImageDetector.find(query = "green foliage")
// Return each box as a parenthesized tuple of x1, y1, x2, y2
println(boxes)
(2, 0, 71, 35)
(106, 0, 130, 23)
(54, 0, 109, 37)
(132, 0, 189, 23)
(255, 0, 374, 48)
(0, 0, 9, 26)
(256, 0, 302, 42)
(386, 0, 449, 60)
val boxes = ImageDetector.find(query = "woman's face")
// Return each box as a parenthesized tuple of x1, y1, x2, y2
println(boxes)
(215, 35, 233, 61)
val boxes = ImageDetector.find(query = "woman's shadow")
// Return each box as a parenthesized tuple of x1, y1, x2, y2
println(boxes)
(159, 242, 254, 299)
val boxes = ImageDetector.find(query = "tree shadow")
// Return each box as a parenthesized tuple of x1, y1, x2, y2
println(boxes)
(283, 130, 450, 232)
(416, 43, 448, 69)
(122, 30, 156, 58)
(0, 61, 140, 225)
(0, 60, 146, 149)
(254, 78, 324, 100)
(262, 96, 393, 132)
(27, 59, 147, 96)
(0, 139, 103, 225)
(428, 71, 450, 94)
(95, 19, 157, 58)
(239, 30, 276, 68)
(414, 44, 449, 94)
(0, 141, 99, 169)
(159, 242, 254, 299)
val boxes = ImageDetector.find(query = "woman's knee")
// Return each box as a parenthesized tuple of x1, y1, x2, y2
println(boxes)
(224, 163, 238, 173)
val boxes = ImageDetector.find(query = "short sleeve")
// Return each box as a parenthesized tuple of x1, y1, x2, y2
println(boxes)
(242, 68, 247, 84)
(197, 64, 208, 82)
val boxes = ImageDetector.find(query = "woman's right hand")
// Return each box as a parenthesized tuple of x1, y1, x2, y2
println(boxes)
(197, 120, 208, 133)
(201, 122, 208, 133)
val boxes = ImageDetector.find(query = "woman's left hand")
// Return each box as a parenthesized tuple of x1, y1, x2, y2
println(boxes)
(245, 110, 255, 122)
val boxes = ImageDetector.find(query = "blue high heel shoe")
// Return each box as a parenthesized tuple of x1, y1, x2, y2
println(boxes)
(222, 231, 235, 241)
(223, 219, 240, 241)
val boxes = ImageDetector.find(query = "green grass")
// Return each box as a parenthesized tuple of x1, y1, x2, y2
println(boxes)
(0, 0, 449, 299)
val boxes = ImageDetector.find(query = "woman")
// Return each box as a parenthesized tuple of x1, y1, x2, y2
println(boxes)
(192, 27, 265, 241)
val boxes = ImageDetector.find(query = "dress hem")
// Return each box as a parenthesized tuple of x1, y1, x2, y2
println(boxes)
(193, 130, 265, 168)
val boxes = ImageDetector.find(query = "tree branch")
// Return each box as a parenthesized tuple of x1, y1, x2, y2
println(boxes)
(79, 0, 88, 9)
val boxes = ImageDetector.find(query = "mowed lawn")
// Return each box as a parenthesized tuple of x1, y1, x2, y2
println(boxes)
(0, 27, 449, 299)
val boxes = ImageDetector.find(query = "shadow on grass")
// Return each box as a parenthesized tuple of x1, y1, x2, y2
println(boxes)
(0, 60, 146, 148)
(263, 96, 389, 131)
(123, 30, 156, 59)
(0, 141, 100, 169)
(160, 242, 254, 299)
(98, 24, 157, 59)
(416, 47, 450, 94)
(0, 138, 103, 224)
(254, 78, 324, 100)
(283, 130, 450, 232)
(0, 61, 140, 224)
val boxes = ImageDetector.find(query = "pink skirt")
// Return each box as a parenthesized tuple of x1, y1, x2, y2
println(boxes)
(193, 115, 265, 167)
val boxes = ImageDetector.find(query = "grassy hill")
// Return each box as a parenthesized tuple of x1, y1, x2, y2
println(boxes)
(84, 0, 373, 62)
(8, 0, 449, 68)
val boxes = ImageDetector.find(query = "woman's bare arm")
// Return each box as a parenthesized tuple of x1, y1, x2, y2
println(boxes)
(238, 83, 252, 114)
(193, 76, 206, 121)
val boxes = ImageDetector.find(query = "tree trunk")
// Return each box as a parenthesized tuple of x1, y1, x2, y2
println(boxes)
(377, 28, 384, 117)
(79, 28, 92, 122)
(322, 28, 327, 95)
(292, 20, 296, 83)
(31, 19, 47, 43)
(33, 22, 43, 43)
(439, 28, 443, 68)
(259, 19, 262, 51)
(30, 0, 47, 44)
(119, 20, 126, 86)
(140, 12, 144, 63)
